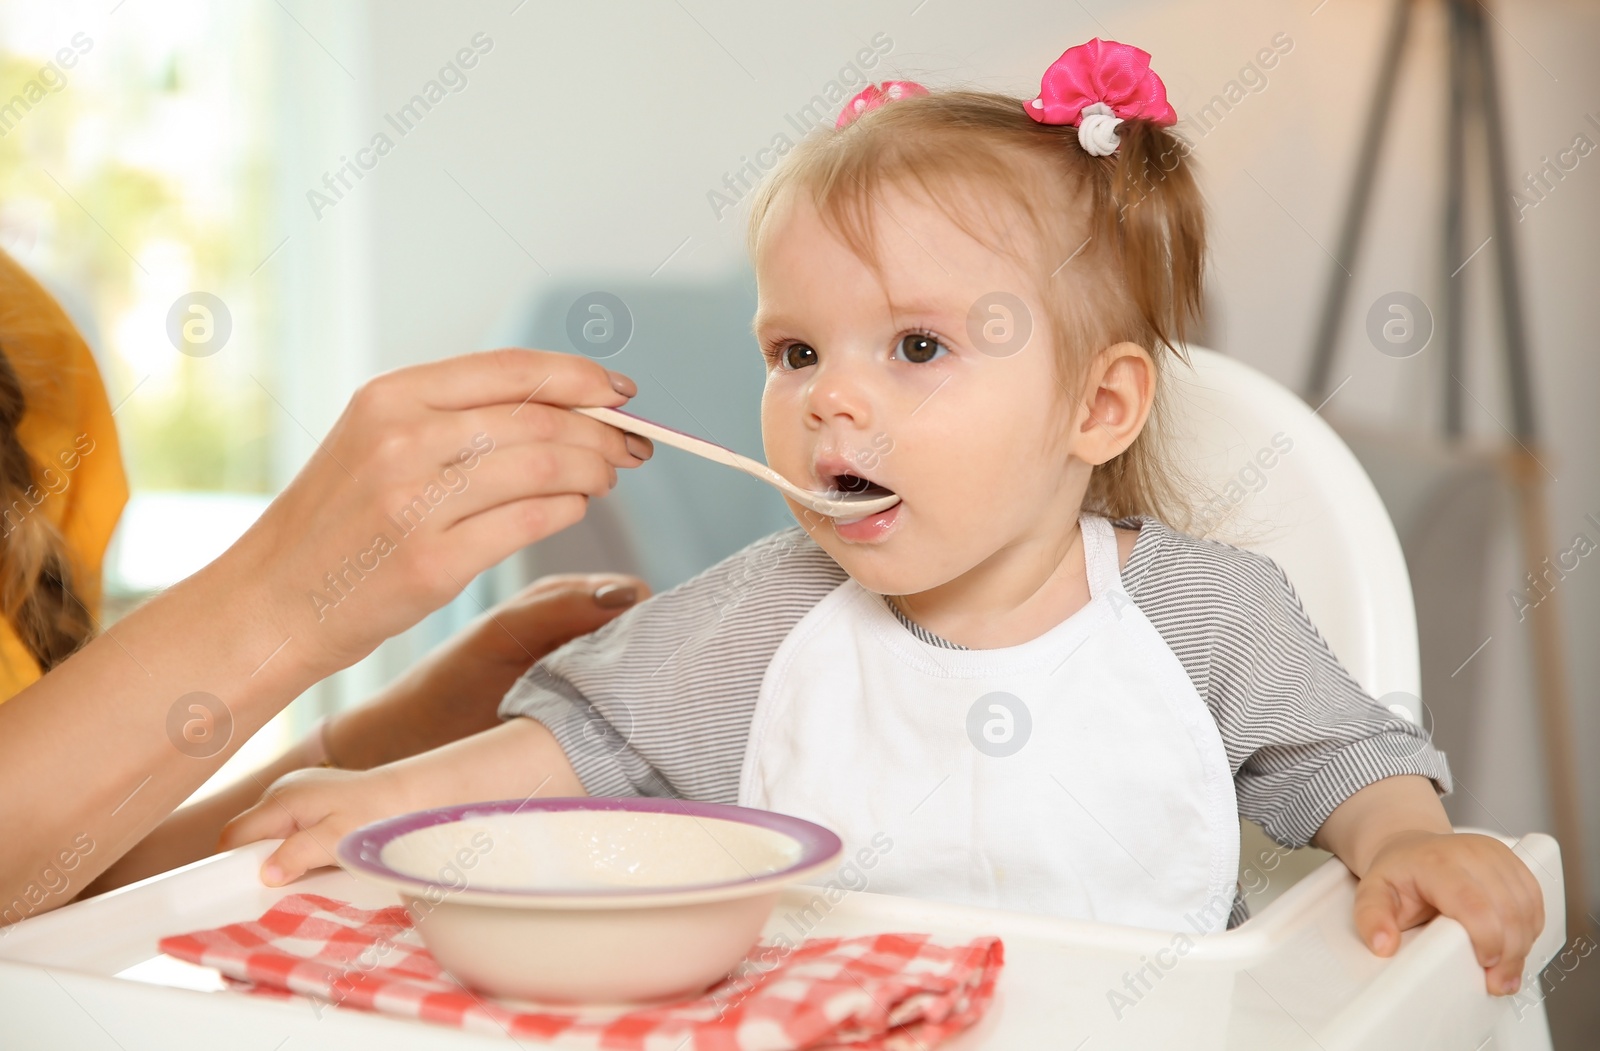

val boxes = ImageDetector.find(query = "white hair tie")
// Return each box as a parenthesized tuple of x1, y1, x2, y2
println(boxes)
(1076, 101, 1123, 157)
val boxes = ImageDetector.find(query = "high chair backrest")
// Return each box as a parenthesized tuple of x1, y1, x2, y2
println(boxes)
(1164, 347, 1421, 716)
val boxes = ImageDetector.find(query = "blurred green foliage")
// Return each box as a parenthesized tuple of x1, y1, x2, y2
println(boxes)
(0, 12, 275, 494)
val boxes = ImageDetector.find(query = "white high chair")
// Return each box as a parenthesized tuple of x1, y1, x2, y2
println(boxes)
(1166, 348, 1421, 714)
(1166, 347, 1562, 1049)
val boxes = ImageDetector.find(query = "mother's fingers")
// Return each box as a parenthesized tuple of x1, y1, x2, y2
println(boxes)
(438, 494, 594, 584)
(412, 443, 619, 530)
(426, 402, 652, 471)
(240, 350, 649, 677)
(462, 573, 653, 668)
(385, 348, 635, 413)
(340, 435, 619, 555)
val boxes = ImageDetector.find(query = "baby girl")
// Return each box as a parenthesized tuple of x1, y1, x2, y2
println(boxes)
(226, 39, 1542, 995)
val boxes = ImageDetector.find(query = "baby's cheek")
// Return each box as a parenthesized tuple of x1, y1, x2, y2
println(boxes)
(759, 391, 805, 477)
(911, 492, 995, 577)
(908, 436, 1001, 515)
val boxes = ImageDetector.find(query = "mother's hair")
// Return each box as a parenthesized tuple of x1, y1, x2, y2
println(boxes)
(0, 346, 93, 673)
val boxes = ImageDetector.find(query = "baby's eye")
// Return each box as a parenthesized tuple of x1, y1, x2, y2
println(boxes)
(777, 342, 819, 371)
(895, 333, 948, 364)
(778, 342, 818, 371)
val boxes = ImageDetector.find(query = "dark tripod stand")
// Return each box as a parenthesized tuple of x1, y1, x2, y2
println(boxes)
(1303, 0, 1588, 939)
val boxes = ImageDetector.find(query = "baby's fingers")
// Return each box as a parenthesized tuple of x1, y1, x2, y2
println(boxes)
(218, 793, 299, 852)
(1502, 854, 1547, 962)
(260, 823, 343, 887)
(1421, 865, 1540, 995)
(1353, 877, 1408, 957)
(1436, 873, 1507, 969)
(1479, 867, 1539, 994)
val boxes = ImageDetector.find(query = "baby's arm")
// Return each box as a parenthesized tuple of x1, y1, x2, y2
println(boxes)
(1129, 525, 1545, 994)
(1313, 774, 1544, 995)
(220, 717, 581, 886)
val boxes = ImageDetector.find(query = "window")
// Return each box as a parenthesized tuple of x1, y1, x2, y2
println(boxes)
(1, 1, 290, 788)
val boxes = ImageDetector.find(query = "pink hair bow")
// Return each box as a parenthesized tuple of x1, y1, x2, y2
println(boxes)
(835, 80, 930, 128)
(1025, 38, 1177, 156)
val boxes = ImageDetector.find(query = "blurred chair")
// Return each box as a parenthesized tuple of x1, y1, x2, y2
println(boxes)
(1167, 347, 1421, 709)
(1164, 347, 1422, 910)
(1167, 349, 1559, 1047)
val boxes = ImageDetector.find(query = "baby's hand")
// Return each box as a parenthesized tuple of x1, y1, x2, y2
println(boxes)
(220, 766, 416, 887)
(1354, 830, 1544, 995)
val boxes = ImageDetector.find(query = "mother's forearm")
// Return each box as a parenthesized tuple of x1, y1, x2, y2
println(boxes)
(71, 649, 507, 897)
(320, 635, 513, 772)
(0, 543, 315, 919)
(77, 574, 640, 897)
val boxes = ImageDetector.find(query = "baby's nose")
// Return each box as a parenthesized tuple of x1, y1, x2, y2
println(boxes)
(804, 363, 876, 428)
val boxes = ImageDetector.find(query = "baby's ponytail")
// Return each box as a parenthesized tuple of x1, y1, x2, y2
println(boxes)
(1100, 119, 1205, 360)
(1017, 37, 1205, 360)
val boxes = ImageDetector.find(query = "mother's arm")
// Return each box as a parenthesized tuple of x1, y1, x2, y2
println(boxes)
(81, 572, 648, 893)
(0, 349, 650, 919)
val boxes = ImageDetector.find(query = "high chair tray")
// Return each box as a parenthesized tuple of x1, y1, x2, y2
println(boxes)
(0, 832, 1564, 1050)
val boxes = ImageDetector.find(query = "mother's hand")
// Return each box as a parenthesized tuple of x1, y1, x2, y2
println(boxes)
(238, 350, 652, 680)
(0, 348, 651, 915)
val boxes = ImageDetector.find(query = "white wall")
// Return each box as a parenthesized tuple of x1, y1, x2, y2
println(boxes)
(277, 0, 1599, 904)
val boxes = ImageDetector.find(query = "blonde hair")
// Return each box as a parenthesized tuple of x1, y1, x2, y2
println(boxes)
(746, 89, 1206, 529)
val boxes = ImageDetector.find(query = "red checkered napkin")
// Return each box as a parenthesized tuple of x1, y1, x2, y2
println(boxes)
(158, 893, 1004, 1050)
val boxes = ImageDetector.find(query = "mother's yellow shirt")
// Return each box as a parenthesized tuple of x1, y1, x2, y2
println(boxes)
(0, 249, 128, 698)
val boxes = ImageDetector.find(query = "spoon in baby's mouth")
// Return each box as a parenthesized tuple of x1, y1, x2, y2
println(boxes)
(575, 406, 901, 519)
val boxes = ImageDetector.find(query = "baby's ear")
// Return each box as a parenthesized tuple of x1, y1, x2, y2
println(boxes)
(1074, 342, 1155, 465)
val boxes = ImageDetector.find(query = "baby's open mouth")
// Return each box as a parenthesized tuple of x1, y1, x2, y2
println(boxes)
(825, 471, 896, 499)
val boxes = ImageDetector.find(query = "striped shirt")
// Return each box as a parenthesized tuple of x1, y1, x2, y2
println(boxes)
(500, 515, 1450, 853)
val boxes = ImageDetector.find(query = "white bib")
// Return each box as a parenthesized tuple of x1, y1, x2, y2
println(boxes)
(737, 514, 1240, 933)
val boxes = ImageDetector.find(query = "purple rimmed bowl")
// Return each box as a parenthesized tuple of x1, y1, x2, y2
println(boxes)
(337, 797, 842, 1005)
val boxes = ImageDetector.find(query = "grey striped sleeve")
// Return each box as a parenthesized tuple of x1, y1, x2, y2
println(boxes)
(499, 517, 1451, 848)
(1115, 515, 1451, 847)
(498, 528, 845, 801)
